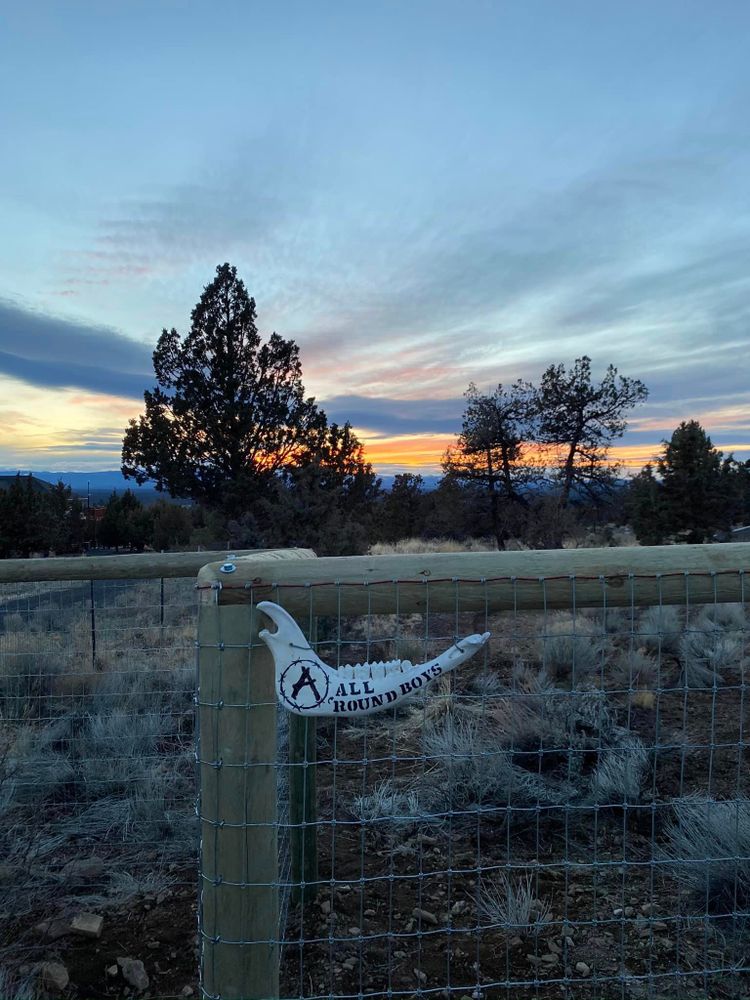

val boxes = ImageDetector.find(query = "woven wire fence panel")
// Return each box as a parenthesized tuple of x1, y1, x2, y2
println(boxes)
(0, 577, 200, 999)
(203, 572, 750, 1000)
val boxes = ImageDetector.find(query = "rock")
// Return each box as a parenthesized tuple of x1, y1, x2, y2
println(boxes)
(363, 908, 376, 917)
(35, 917, 72, 941)
(181, 989, 194, 997)
(348, 926, 360, 936)
(71, 912, 104, 939)
(541, 952, 558, 965)
(394, 950, 406, 960)
(39, 962, 69, 993)
(526, 955, 543, 967)
(117, 957, 150, 992)
(575, 961, 591, 977)
(106, 964, 119, 976)
(414, 968, 427, 984)
(624, 906, 635, 917)
(342, 958, 357, 971)
(320, 900, 331, 915)
(412, 907, 439, 926)
(652, 921, 668, 931)
(613, 907, 624, 917)
(640, 902, 655, 915)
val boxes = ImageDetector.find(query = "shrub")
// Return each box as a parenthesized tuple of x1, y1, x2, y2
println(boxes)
(538, 616, 610, 684)
(609, 649, 661, 691)
(662, 796, 750, 917)
(679, 611, 743, 688)
(584, 606, 636, 637)
(421, 713, 516, 812)
(0, 646, 61, 721)
(420, 689, 648, 816)
(636, 605, 682, 654)
(350, 779, 424, 836)
(697, 603, 747, 631)
(477, 873, 551, 936)
(0, 968, 39, 1000)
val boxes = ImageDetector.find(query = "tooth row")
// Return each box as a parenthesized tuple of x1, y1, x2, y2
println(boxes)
(333, 658, 413, 680)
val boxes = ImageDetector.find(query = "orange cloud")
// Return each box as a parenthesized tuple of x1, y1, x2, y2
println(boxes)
(359, 435, 750, 476)
(360, 433, 455, 472)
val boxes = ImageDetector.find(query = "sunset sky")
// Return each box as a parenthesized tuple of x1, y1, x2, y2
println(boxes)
(1, 1, 749, 476)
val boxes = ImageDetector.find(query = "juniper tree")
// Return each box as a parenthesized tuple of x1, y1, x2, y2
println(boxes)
(657, 420, 730, 543)
(626, 463, 666, 545)
(123, 264, 332, 509)
(537, 356, 648, 507)
(443, 381, 540, 547)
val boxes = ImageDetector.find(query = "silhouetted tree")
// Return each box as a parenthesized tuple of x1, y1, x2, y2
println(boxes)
(0, 476, 46, 557)
(45, 482, 85, 554)
(227, 422, 381, 555)
(657, 421, 729, 543)
(537, 356, 648, 508)
(443, 381, 540, 546)
(626, 463, 666, 545)
(122, 263, 327, 509)
(376, 474, 426, 542)
(98, 490, 151, 551)
(149, 500, 193, 551)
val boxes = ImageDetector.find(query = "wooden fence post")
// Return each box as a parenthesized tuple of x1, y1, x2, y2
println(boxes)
(197, 549, 317, 1000)
(198, 599, 279, 1000)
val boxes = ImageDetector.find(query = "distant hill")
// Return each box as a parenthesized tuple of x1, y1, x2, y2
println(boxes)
(0, 470, 165, 504)
(0, 474, 54, 494)
(378, 474, 442, 491)
(1, 469, 446, 496)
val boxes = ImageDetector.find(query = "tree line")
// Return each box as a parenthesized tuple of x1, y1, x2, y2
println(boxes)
(1, 263, 747, 557)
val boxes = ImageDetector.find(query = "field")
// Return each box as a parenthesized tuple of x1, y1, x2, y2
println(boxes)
(0, 558, 748, 999)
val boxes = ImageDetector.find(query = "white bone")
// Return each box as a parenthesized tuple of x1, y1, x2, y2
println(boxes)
(257, 601, 490, 717)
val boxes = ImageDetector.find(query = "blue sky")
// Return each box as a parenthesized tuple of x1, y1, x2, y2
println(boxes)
(1, 0, 749, 472)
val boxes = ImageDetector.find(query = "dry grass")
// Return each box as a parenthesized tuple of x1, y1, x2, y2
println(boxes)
(369, 537, 496, 555)
(0, 577, 198, 977)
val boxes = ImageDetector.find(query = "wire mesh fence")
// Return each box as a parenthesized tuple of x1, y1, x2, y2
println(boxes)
(197, 566, 750, 1000)
(1, 553, 749, 999)
(0, 575, 200, 999)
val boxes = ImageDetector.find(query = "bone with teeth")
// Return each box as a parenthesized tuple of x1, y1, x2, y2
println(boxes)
(257, 601, 490, 717)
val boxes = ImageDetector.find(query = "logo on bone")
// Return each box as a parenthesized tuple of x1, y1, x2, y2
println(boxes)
(279, 659, 330, 711)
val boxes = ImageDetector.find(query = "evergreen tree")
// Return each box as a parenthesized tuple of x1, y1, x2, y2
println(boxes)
(0, 476, 46, 557)
(44, 482, 85, 554)
(537, 356, 648, 507)
(228, 422, 381, 555)
(443, 381, 540, 546)
(626, 463, 666, 545)
(122, 263, 326, 509)
(98, 490, 151, 551)
(376, 473, 426, 543)
(149, 500, 193, 551)
(657, 420, 729, 542)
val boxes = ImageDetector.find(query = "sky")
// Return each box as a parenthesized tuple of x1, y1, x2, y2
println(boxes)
(1, 0, 749, 476)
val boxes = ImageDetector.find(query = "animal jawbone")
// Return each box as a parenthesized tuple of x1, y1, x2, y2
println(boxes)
(257, 601, 490, 717)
